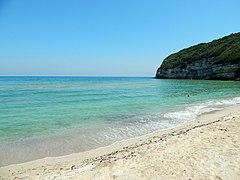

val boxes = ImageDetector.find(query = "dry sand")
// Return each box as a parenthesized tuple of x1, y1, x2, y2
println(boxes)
(0, 104, 240, 180)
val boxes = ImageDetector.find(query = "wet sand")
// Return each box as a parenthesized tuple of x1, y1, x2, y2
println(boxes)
(0, 104, 240, 179)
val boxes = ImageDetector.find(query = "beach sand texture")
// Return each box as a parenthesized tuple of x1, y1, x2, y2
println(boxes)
(0, 105, 240, 180)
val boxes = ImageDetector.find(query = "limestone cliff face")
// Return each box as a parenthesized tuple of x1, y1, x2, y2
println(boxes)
(156, 58, 240, 80)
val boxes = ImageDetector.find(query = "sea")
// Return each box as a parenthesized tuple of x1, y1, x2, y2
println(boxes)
(0, 76, 239, 166)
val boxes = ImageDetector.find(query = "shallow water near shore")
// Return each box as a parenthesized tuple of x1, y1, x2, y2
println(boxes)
(0, 76, 240, 166)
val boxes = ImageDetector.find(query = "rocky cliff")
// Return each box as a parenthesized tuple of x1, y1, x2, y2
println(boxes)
(156, 33, 240, 80)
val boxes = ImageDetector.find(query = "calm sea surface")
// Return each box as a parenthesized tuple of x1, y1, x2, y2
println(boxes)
(0, 76, 239, 166)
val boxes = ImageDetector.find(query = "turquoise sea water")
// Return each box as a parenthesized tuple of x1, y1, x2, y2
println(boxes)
(0, 76, 240, 166)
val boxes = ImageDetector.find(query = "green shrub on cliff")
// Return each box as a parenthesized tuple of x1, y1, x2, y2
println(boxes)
(161, 32, 240, 70)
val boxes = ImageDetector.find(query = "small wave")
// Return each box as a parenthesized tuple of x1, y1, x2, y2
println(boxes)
(80, 97, 240, 154)
(93, 96, 240, 142)
(164, 97, 240, 123)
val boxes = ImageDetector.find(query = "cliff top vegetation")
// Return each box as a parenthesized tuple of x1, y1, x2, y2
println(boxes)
(160, 32, 240, 70)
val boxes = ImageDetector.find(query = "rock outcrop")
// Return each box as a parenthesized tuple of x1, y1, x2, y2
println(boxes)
(156, 58, 240, 80)
(156, 33, 240, 80)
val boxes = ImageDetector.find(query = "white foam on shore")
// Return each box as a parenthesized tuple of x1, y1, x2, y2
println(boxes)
(70, 97, 240, 145)
(89, 97, 240, 146)
(164, 97, 240, 123)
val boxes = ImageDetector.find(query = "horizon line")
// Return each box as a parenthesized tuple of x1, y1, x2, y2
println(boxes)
(0, 75, 155, 78)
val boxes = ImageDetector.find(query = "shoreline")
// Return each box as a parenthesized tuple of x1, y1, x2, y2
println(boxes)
(0, 104, 239, 179)
(1, 96, 239, 167)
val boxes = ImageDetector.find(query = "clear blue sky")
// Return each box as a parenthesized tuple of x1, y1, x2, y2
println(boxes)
(0, 0, 239, 76)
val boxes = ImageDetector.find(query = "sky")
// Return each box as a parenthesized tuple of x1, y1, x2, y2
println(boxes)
(0, 0, 239, 76)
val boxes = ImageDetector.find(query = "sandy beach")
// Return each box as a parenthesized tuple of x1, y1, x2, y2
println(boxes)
(0, 104, 240, 180)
